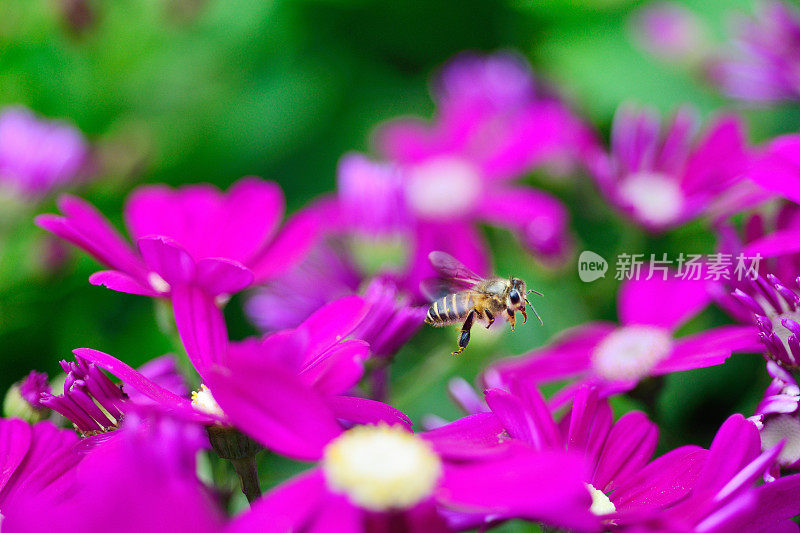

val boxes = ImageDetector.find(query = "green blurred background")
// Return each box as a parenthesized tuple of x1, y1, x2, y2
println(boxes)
(0, 0, 787, 482)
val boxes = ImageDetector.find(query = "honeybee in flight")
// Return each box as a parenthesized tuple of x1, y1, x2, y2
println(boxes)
(423, 251, 543, 355)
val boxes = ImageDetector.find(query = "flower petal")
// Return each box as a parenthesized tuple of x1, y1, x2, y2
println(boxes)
(137, 236, 196, 286)
(484, 322, 615, 391)
(422, 412, 508, 460)
(618, 275, 710, 331)
(228, 469, 326, 533)
(325, 395, 411, 429)
(195, 257, 253, 297)
(249, 206, 321, 283)
(206, 358, 341, 461)
(592, 411, 658, 492)
(172, 285, 228, 379)
(296, 295, 369, 366)
(88, 270, 160, 296)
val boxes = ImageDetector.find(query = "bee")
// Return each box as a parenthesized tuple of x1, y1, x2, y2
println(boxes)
(422, 251, 543, 355)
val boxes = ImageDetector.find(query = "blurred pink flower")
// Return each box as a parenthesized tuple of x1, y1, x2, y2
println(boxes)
(338, 52, 596, 298)
(629, 2, 709, 63)
(592, 105, 762, 232)
(710, 1, 800, 102)
(0, 106, 90, 198)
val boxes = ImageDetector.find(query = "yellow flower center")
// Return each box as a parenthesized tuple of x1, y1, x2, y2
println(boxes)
(322, 424, 442, 511)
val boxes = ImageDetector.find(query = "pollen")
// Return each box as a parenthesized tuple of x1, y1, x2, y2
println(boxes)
(191, 384, 224, 417)
(322, 424, 442, 511)
(592, 325, 673, 382)
(586, 484, 616, 516)
(761, 414, 800, 466)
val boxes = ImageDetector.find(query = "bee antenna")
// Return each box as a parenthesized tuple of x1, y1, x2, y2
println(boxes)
(526, 289, 544, 297)
(529, 303, 544, 326)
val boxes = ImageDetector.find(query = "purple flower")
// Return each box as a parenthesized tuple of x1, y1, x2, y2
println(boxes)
(246, 240, 362, 332)
(0, 418, 81, 517)
(592, 105, 758, 232)
(3, 410, 224, 533)
(338, 52, 592, 298)
(649, 414, 800, 532)
(732, 274, 800, 369)
(0, 106, 90, 198)
(712, 203, 800, 322)
(209, 351, 596, 532)
(245, 239, 426, 361)
(471, 384, 708, 529)
(748, 133, 800, 206)
(751, 362, 800, 474)
(629, 2, 709, 63)
(17, 371, 50, 411)
(40, 353, 206, 439)
(710, 1, 800, 103)
(485, 273, 761, 406)
(35, 176, 319, 298)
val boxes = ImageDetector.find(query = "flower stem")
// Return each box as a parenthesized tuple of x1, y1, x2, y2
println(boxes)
(230, 456, 261, 504)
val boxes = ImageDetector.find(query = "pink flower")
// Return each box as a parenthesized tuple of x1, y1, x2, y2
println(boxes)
(484, 273, 762, 406)
(337, 52, 594, 298)
(210, 353, 596, 532)
(0, 106, 91, 198)
(465, 384, 708, 530)
(629, 2, 709, 63)
(647, 414, 800, 532)
(592, 105, 761, 232)
(36, 176, 319, 298)
(709, 1, 800, 103)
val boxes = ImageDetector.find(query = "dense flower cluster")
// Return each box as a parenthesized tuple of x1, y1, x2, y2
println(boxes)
(7, 36, 800, 532)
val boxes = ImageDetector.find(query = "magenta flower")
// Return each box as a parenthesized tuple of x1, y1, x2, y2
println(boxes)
(338, 52, 591, 297)
(0, 418, 81, 517)
(36, 176, 319, 298)
(3, 410, 225, 533)
(484, 273, 762, 405)
(710, 1, 800, 103)
(210, 354, 596, 532)
(650, 414, 800, 532)
(0, 106, 90, 198)
(41, 352, 211, 439)
(477, 384, 708, 529)
(246, 241, 362, 332)
(629, 2, 709, 63)
(751, 362, 800, 475)
(712, 203, 800, 322)
(16, 371, 50, 411)
(592, 105, 759, 232)
(748, 133, 800, 206)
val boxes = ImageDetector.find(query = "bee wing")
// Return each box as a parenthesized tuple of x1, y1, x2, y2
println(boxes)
(428, 251, 485, 286)
(419, 277, 473, 301)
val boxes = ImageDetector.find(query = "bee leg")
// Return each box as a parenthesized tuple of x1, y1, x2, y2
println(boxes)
(484, 310, 494, 329)
(452, 311, 475, 356)
(507, 309, 516, 332)
(520, 306, 527, 325)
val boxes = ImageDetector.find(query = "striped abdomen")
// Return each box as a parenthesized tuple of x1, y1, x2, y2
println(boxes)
(425, 292, 473, 326)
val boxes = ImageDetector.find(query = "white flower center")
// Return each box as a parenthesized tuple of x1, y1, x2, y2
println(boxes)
(761, 414, 800, 466)
(586, 484, 616, 516)
(322, 424, 442, 511)
(619, 172, 684, 226)
(191, 384, 224, 417)
(404, 157, 482, 220)
(148, 272, 171, 294)
(592, 326, 673, 382)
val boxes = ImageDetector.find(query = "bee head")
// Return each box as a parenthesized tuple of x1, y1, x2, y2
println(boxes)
(507, 278, 526, 310)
